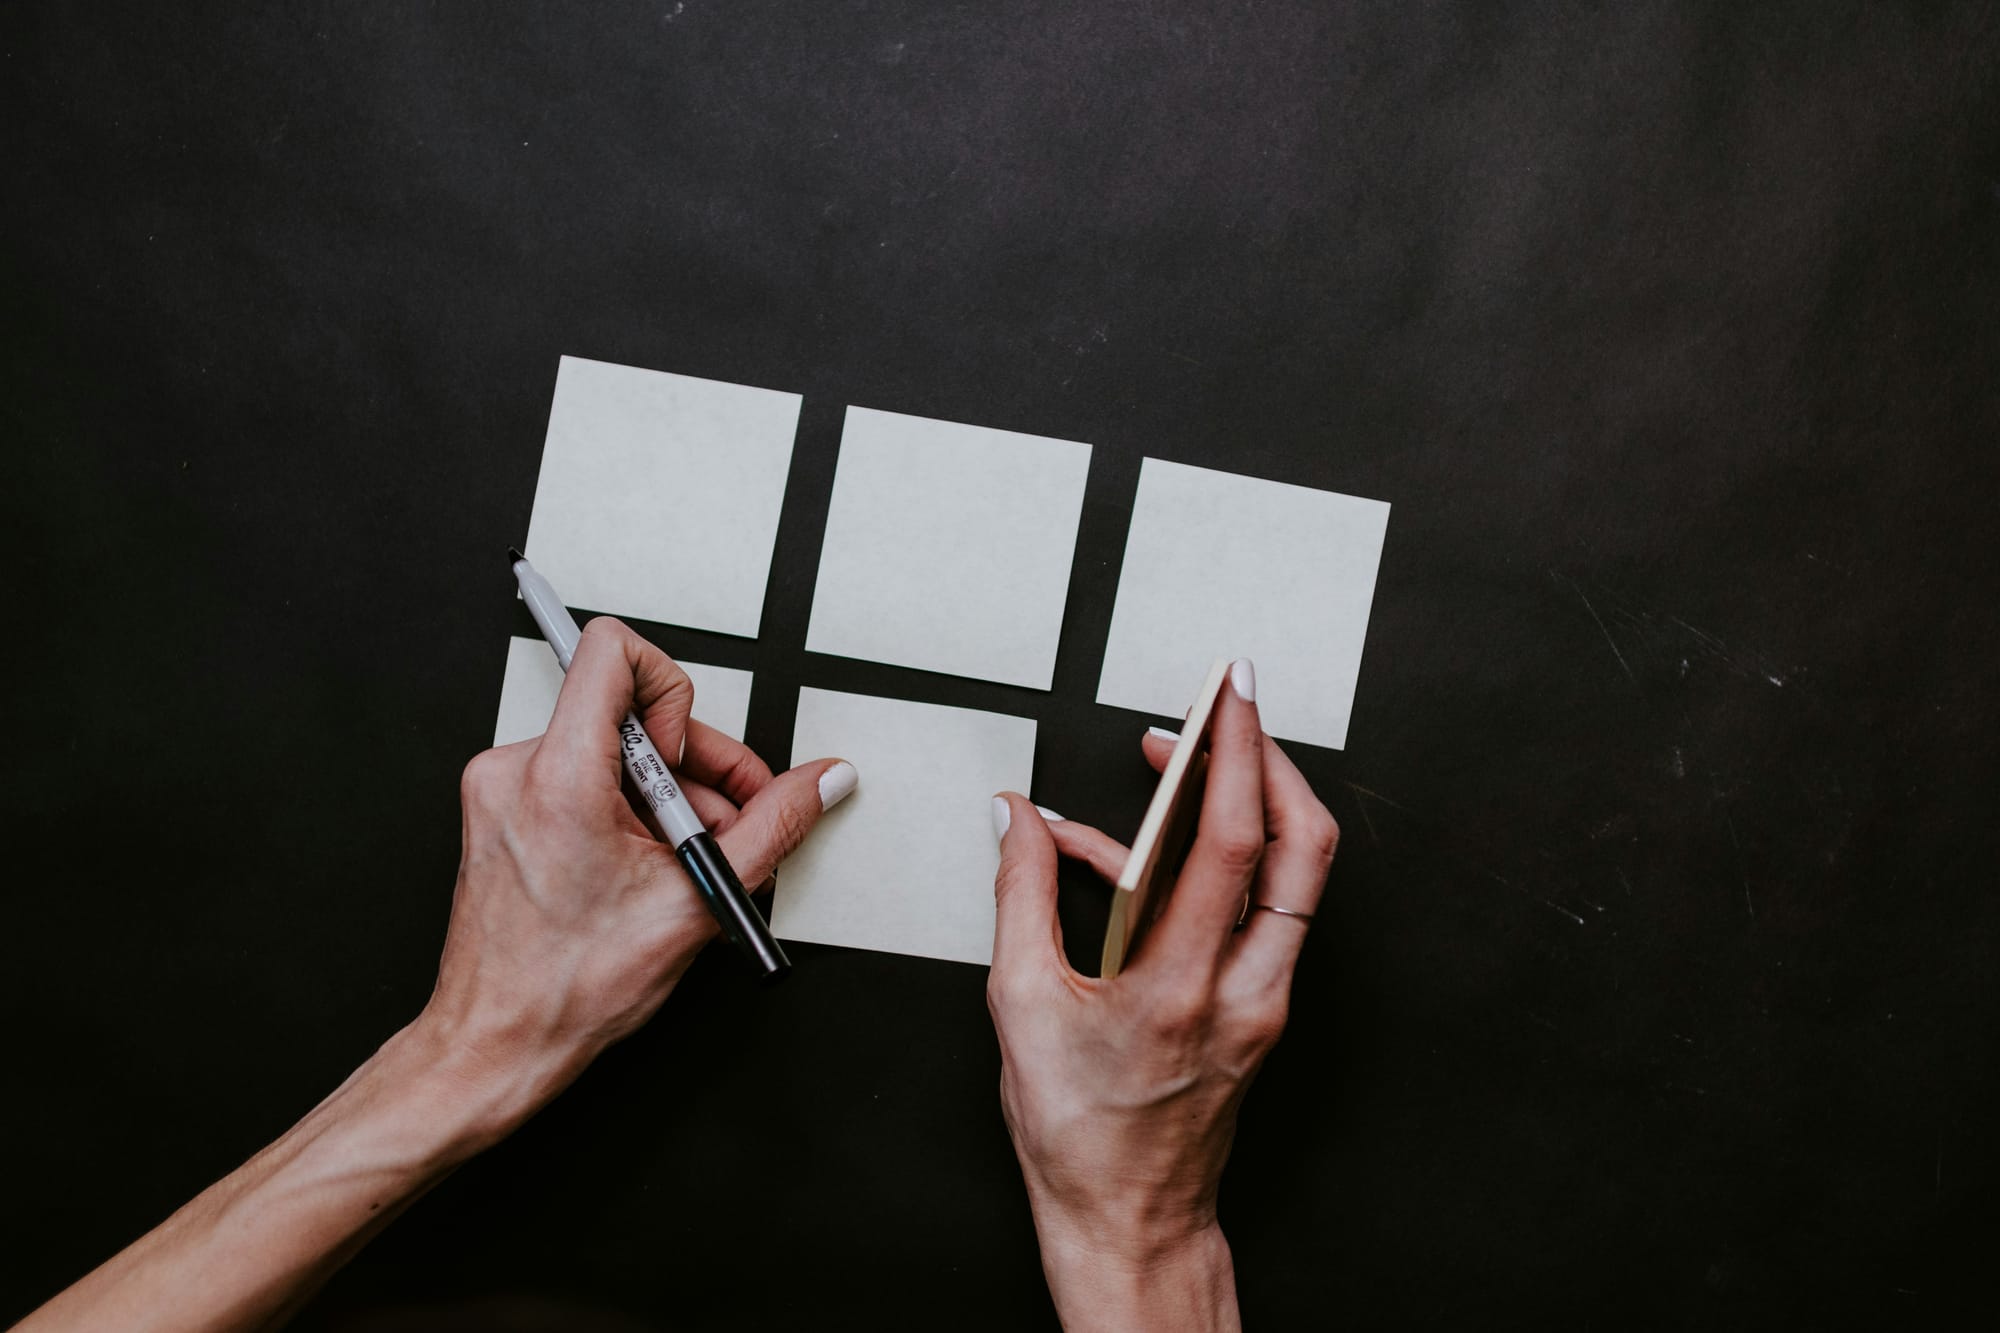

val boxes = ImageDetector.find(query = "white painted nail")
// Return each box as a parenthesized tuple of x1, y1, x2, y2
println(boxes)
(1230, 657, 1257, 702)
(817, 761, 859, 811)
(1035, 804, 1066, 823)
(1146, 726, 1182, 742)
(991, 796, 1012, 842)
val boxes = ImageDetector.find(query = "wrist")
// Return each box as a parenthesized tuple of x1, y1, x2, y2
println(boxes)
(378, 1016, 574, 1156)
(1032, 1213, 1238, 1333)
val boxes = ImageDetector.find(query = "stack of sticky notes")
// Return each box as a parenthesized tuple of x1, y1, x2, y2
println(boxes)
(498, 355, 1389, 968)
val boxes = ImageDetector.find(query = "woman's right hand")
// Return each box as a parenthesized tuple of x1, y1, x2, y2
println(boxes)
(988, 661, 1338, 1332)
(424, 617, 852, 1129)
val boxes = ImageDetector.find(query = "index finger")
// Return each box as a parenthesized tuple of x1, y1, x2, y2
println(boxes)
(538, 617, 693, 788)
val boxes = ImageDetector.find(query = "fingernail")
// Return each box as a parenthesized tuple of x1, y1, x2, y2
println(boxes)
(1035, 804, 1066, 823)
(1230, 657, 1257, 702)
(1146, 725, 1182, 742)
(818, 761, 859, 811)
(991, 795, 1011, 842)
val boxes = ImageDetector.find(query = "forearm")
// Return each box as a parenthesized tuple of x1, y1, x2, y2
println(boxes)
(1033, 1216, 1240, 1333)
(20, 1021, 546, 1333)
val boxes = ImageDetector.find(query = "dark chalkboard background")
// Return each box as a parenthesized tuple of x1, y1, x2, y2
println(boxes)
(6, 3, 1997, 1328)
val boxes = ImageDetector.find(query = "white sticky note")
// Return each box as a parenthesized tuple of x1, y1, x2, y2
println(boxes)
(492, 636, 754, 747)
(1097, 459, 1390, 750)
(805, 406, 1093, 690)
(772, 687, 1036, 966)
(522, 356, 800, 637)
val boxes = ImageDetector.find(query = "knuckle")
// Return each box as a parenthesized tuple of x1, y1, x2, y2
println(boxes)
(459, 750, 506, 805)
(992, 857, 1047, 912)
(580, 615, 628, 643)
(1309, 810, 1341, 861)
(639, 636, 684, 683)
(985, 969, 1027, 1019)
(721, 746, 767, 793)
(1209, 827, 1266, 877)
(768, 795, 816, 852)
(986, 964, 1049, 1021)
(664, 665, 694, 710)
(580, 615, 643, 662)
(1147, 984, 1213, 1043)
(1235, 991, 1291, 1051)
(992, 856, 1032, 899)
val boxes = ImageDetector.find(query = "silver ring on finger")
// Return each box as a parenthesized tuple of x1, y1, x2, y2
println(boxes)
(1250, 903, 1314, 924)
(1235, 897, 1315, 929)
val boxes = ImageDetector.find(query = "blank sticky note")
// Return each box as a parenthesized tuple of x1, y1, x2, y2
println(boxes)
(493, 636, 754, 747)
(805, 406, 1092, 689)
(772, 687, 1036, 966)
(522, 355, 800, 637)
(1097, 459, 1390, 750)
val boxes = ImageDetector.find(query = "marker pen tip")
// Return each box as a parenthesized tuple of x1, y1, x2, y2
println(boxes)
(507, 546, 526, 566)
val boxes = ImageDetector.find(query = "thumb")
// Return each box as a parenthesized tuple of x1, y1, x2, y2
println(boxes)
(991, 792, 1063, 980)
(717, 758, 858, 888)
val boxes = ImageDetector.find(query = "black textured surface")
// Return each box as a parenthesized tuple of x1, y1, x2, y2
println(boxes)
(6, 3, 1999, 1328)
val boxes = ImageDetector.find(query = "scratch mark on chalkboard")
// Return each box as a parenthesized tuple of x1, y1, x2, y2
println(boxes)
(1344, 792, 1376, 836)
(1672, 616, 1728, 652)
(1488, 871, 1587, 926)
(1166, 349, 1207, 368)
(1349, 792, 1379, 845)
(1342, 781, 1407, 847)
(1589, 813, 1635, 842)
(1537, 897, 1586, 925)
(1711, 778, 1755, 917)
(1669, 616, 1789, 687)
(1346, 781, 1406, 811)
(1551, 571, 1635, 683)
(1616, 868, 1634, 894)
